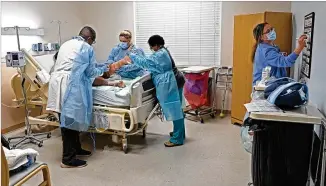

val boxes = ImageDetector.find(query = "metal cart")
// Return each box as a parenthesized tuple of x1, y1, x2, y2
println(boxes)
(215, 66, 233, 118)
(181, 66, 217, 123)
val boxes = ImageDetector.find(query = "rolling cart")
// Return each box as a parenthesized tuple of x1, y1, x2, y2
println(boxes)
(215, 66, 233, 118)
(181, 66, 217, 123)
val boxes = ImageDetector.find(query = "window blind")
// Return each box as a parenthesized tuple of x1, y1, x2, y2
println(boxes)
(135, 1, 222, 66)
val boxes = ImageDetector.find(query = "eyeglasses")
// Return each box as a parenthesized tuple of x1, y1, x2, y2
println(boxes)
(263, 27, 274, 34)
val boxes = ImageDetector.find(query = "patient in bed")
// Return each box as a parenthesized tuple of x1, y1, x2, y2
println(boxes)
(92, 59, 131, 87)
(53, 52, 126, 88)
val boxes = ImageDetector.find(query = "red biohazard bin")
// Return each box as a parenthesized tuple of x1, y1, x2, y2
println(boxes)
(184, 71, 210, 109)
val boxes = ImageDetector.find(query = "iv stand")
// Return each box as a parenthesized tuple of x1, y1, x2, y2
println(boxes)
(51, 20, 67, 46)
(7, 26, 51, 149)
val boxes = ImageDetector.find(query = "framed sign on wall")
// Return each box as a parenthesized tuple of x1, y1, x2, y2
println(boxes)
(300, 12, 315, 79)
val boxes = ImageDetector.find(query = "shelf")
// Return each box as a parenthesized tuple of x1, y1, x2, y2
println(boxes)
(1, 27, 44, 36)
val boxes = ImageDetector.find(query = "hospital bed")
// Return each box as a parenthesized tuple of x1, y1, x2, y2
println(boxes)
(10, 49, 159, 153)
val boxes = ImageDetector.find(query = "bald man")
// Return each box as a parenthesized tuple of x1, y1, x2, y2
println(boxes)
(47, 26, 129, 168)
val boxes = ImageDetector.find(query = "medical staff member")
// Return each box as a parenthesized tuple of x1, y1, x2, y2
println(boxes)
(107, 30, 146, 79)
(252, 22, 307, 86)
(47, 26, 128, 168)
(124, 35, 186, 147)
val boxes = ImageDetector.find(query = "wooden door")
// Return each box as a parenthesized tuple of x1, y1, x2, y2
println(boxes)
(265, 12, 293, 76)
(231, 13, 264, 125)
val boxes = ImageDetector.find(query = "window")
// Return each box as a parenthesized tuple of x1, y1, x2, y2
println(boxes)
(135, 1, 222, 66)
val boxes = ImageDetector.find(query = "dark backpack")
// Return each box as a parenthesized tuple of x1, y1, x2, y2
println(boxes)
(164, 48, 185, 88)
(264, 77, 295, 99)
(266, 79, 309, 109)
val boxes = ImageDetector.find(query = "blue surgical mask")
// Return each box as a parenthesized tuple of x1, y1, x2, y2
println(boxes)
(119, 42, 129, 50)
(267, 30, 277, 41)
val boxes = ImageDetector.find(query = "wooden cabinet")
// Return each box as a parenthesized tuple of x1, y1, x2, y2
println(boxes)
(231, 12, 292, 125)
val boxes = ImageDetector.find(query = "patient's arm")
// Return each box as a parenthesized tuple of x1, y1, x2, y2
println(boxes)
(102, 71, 110, 79)
(92, 77, 125, 88)
(107, 58, 131, 75)
(107, 81, 125, 88)
(92, 77, 108, 86)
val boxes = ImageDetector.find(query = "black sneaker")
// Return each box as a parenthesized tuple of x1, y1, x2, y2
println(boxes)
(61, 159, 87, 168)
(77, 149, 92, 157)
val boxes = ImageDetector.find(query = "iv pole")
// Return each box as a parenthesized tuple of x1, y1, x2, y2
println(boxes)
(50, 20, 67, 46)
(7, 26, 51, 148)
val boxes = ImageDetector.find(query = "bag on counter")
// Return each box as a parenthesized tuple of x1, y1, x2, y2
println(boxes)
(264, 77, 295, 99)
(266, 80, 309, 109)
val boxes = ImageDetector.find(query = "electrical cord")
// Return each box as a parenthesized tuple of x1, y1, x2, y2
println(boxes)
(1, 100, 25, 108)
(90, 132, 96, 152)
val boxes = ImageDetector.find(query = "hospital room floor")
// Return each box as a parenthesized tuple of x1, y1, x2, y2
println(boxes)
(6, 116, 251, 186)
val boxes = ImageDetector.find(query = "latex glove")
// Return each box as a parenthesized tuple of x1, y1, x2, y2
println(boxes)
(117, 81, 125, 88)
(108, 64, 115, 75)
(107, 59, 128, 75)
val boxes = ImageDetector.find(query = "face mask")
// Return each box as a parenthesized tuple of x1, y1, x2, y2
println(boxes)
(267, 30, 277, 41)
(119, 42, 129, 49)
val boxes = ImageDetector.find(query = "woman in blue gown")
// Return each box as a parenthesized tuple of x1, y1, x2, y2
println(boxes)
(106, 30, 146, 79)
(125, 35, 186, 147)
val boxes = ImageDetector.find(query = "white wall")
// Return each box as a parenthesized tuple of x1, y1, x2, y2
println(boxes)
(79, 1, 135, 62)
(1, 1, 84, 56)
(291, 2, 326, 116)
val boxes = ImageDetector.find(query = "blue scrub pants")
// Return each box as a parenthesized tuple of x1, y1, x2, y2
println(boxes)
(170, 88, 186, 145)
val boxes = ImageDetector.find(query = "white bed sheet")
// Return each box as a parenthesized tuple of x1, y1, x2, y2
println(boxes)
(34, 54, 55, 73)
(92, 75, 142, 106)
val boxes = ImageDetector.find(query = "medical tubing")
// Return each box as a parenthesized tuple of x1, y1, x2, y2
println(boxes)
(90, 132, 96, 152)
(1, 100, 25, 108)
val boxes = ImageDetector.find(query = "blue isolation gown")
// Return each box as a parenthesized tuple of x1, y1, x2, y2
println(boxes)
(107, 45, 146, 79)
(252, 43, 299, 86)
(129, 48, 184, 121)
(129, 48, 185, 144)
(59, 37, 108, 131)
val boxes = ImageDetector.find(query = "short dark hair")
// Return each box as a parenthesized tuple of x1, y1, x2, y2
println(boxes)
(147, 35, 165, 47)
(79, 26, 96, 41)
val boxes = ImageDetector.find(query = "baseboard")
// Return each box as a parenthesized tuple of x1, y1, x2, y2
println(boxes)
(1, 122, 25, 134)
(216, 109, 231, 115)
(231, 117, 243, 125)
